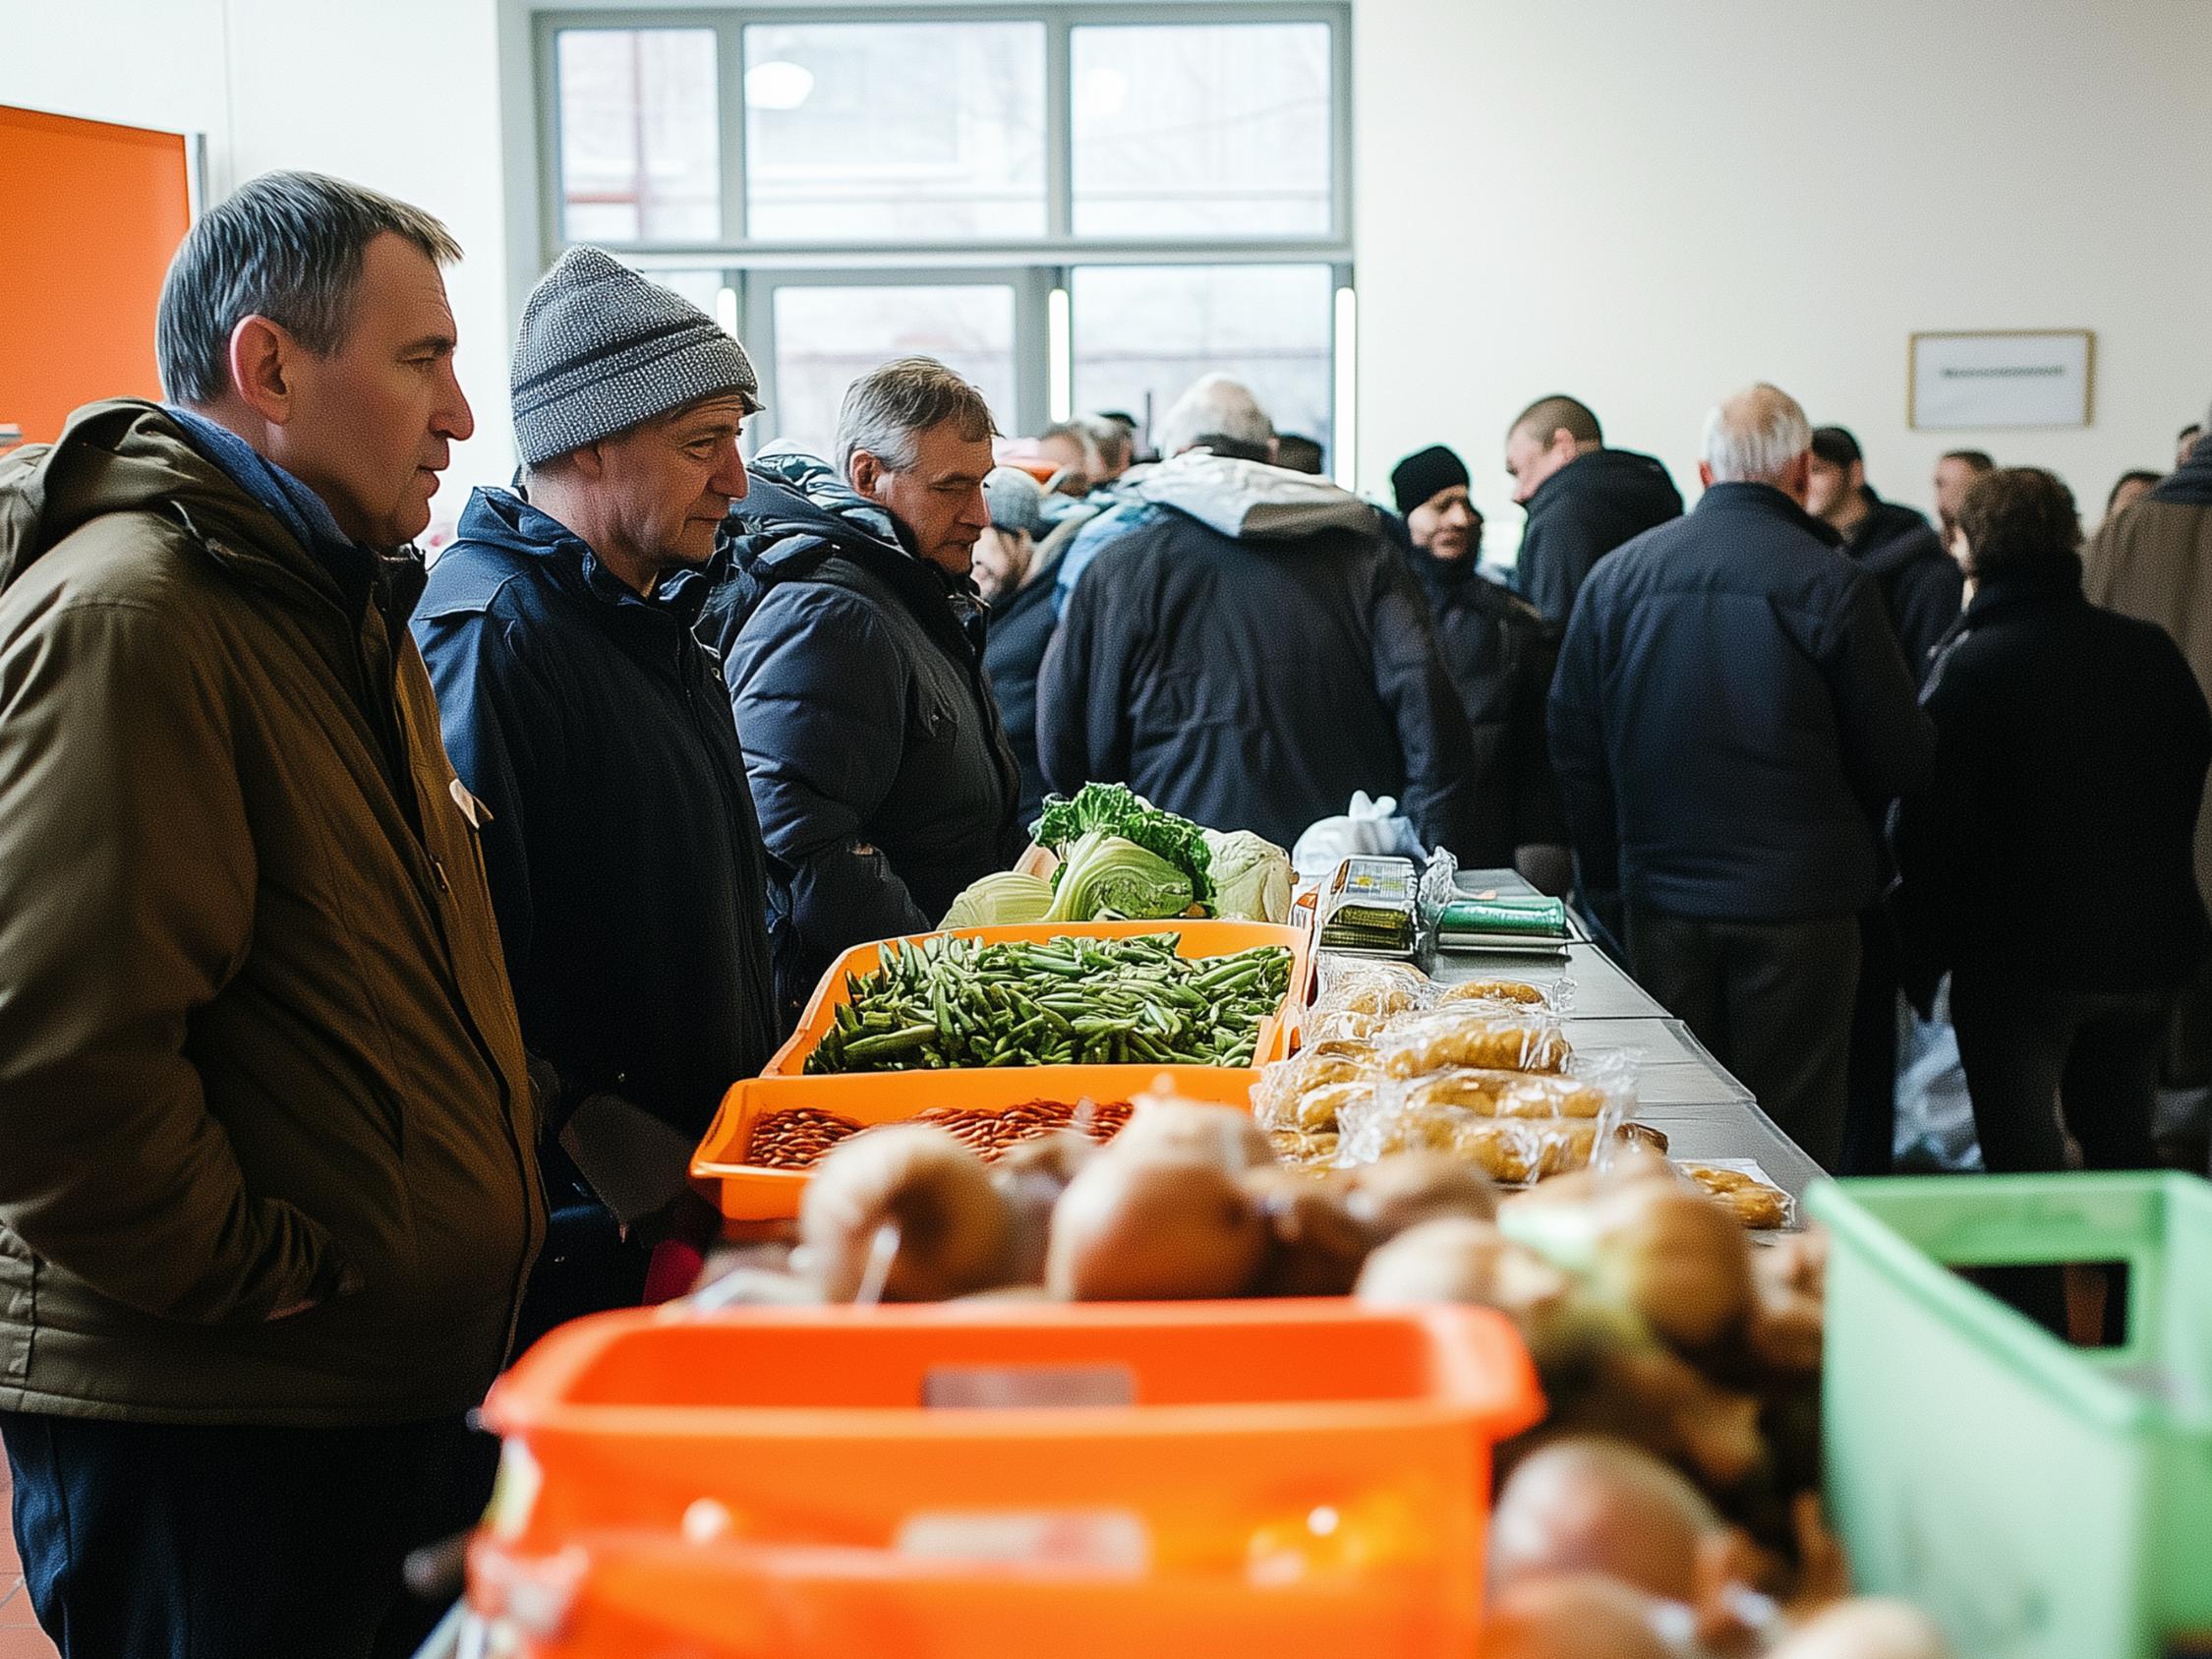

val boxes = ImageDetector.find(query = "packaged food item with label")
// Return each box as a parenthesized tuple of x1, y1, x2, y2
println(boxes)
(1376, 1004, 1572, 1079)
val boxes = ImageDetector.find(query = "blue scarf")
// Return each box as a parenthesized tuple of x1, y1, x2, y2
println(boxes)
(164, 405, 376, 612)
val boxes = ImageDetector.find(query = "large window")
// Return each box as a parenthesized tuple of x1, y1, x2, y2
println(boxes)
(536, 6, 1352, 469)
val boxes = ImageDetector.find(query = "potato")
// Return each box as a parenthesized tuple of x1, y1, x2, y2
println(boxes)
(991, 1130, 1098, 1285)
(1241, 1166, 1374, 1296)
(1047, 1153, 1268, 1300)
(798, 1124, 1015, 1303)
(1342, 1154, 1500, 1237)
(1110, 1099, 1275, 1171)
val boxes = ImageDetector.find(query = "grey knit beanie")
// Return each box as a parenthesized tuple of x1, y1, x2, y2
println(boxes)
(510, 246, 760, 465)
(982, 465, 1046, 538)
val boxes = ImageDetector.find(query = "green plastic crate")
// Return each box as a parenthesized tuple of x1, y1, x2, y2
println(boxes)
(1807, 1173, 2212, 1659)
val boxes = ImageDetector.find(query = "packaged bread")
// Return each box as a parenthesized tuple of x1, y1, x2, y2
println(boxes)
(1437, 978, 1549, 1008)
(1355, 1110, 1597, 1184)
(1303, 1007, 1391, 1045)
(1253, 1048, 1377, 1134)
(1312, 956, 1432, 1021)
(1377, 1005, 1571, 1080)
(1400, 1067, 1605, 1119)
(1266, 1127, 1341, 1170)
(1677, 1162, 1791, 1229)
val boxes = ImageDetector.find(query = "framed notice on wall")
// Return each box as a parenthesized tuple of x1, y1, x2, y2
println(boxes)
(1909, 329, 2095, 431)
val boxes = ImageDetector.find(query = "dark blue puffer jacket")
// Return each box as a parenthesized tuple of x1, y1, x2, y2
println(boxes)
(697, 452, 1021, 1012)
(412, 488, 782, 1138)
(1548, 482, 1934, 922)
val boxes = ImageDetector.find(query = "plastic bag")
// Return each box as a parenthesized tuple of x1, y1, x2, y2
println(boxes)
(1311, 956, 1433, 1021)
(1337, 1046, 1643, 1186)
(1252, 1045, 1378, 1135)
(1434, 976, 1575, 1016)
(1292, 792, 1426, 880)
(1376, 1004, 1572, 1079)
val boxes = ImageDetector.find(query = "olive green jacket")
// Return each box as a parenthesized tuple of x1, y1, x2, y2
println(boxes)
(0, 400, 545, 1426)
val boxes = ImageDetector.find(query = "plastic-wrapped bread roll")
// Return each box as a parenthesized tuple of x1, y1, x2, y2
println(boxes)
(1437, 978, 1548, 1008)
(1313, 957, 1431, 1020)
(1377, 1006, 1572, 1079)
(1677, 1162, 1792, 1228)
(1401, 1067, 1605, 1119)
(1253, 1047, 1377, 1133)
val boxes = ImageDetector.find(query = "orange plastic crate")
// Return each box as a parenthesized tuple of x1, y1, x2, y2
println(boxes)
(474, 1301, 1543, 1658)
(760, 919, 1311, 1078)
(694, 1063, 1259, 1222)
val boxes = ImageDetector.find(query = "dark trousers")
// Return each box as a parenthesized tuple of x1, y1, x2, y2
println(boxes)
(1949, 972, 2172, 1338)
(1628, 909, 1862, 1171)
(1, 1410, 496, 1659)
(1841, 907, 1900, 1175)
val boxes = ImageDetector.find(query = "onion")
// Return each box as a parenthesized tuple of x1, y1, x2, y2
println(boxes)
(1047, 1153, 1267, 1300)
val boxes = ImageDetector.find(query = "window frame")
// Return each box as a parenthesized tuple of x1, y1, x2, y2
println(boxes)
(527, 2, 1354, 461)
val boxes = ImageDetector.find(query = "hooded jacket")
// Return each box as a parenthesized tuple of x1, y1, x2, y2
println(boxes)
(1391, 518, 1566, 862)
(1840, 488, 1961, 686)
(699, 451, 1021, 1010)
(2085, 435, 2212, 907)
(1513, 446, 1684, 623)
(413, 488, 782, 1144)
(0, 401, 543, 1426)
(1892, 554, 2211, 996)
(1549, 482, 1935, 923)
(1034, 453, 1484, 854)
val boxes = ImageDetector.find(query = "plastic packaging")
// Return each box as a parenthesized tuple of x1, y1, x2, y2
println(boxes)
(1252, 1046, 1379, 1137)
(1311, 957, 1433, 1020)
(1375, 1005, 1573, 1080)
(1336, 1048, 1642, 1188)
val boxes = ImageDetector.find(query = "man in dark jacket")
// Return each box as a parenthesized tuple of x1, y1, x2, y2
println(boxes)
(0, 174, 543, 1659)
(1804, 425, 1965, 1173)
(415, 248, 782, 1341)
(1807, 426, 1962, 683)
(1894, 467, 2210, 1332)
(1389, 444, 1567, 883)
(2086, 409, 2212, 1159)
(1550, 384, 1934, 1171)
(1037, 380, 1482, 855)
(702, 358, 1021, 1010)
(1503, 394, 1683, 624)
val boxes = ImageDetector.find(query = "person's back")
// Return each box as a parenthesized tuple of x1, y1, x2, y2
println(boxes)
(1550, 383, 1930, 1171)
(1037, 453, 1477, 853)
(1559, 488, 1921, 918)
(1912, 581, 2209, 985)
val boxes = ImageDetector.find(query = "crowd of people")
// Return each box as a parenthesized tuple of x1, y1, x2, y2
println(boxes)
(1, 166, 2209, 1654)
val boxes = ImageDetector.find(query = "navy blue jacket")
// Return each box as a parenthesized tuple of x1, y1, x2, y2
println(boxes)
(1549, 482, 1935, 922)
(412, 489, 782, 1139)
(699, 453, 1021, 1011)
(1514, 447, 1684, 624)
(1036, 491, 1482, 855)
(1842, 489, 1962, 687)
(981, 568, 1060, 832)
(1892, 558, 2212, 999)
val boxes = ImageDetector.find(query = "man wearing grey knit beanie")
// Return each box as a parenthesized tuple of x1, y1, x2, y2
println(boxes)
(413, 245, 783, 1339)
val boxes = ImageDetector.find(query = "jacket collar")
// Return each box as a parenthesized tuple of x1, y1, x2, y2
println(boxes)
(2153, 438, 2212, 507)
(1693, 481, 1845, 546)
(1963, 552, 2085, 622)
(461, 487, 712, 629)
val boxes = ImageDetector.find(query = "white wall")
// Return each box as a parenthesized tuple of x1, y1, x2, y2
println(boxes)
(0, 0, 518, 535)
(1354, 0, 2212, 548)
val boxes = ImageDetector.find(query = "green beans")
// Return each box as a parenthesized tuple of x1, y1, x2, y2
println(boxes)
(802, 933, 1293, 1075)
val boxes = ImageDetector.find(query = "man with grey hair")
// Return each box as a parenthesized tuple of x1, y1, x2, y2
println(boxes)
(702, 356, 1021, 1009)
(413, 246, 781, 1343)
(0, 171, 541, 1655)
(1549, 383, 1932, 1169)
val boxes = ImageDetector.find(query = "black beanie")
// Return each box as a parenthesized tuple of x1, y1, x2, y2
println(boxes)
(1810, 426, 1863, 469)
(1390, 444, 1472, 515)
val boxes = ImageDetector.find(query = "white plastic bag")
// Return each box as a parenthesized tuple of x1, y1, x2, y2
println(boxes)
(1292, 792, 1426, 879)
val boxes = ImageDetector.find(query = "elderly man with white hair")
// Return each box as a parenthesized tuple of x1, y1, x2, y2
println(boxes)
(1547, 384, 1933, 1168)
